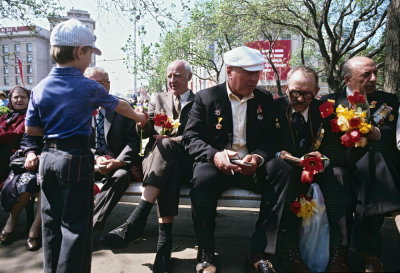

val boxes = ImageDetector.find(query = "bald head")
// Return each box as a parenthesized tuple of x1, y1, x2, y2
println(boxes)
(167, 60, 192, 95)
(342, 56, 377, 94)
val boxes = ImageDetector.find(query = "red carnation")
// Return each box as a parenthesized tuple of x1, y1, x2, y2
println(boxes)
(290, 200, 301, 215)
(301, 170, 314, 184)
(163, 120, 173, 129)
(301, 156, 324, 173)
(347, 91, 366, 105)
(319, 101, 335, 118)
(349, 129, 362, 142)
(153, 113, 168, 127)
(330, 118, 341, 132)
(349, 117, 361, 128)
(340, 132, 355, 147)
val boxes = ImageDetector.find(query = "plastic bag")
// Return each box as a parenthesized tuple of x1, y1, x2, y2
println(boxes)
(299, 183, 330, 272)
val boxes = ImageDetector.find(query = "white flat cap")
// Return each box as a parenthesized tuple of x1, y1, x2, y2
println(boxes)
(224, 46, 265, 71)
(50, 19, 102, 55)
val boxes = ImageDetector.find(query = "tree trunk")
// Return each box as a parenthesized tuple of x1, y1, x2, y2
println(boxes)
(383, 0, 400, 97)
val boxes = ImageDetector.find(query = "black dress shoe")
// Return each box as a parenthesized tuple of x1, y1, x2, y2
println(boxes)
(326, 246, 349, 272)
(99, 222, 142, 248)
(153, 250, 171, 273)
(0, 229, 13, 245)
(248, 253, 277, 273)
(196, 249, 217, 273)
(26, 237, 42, 251)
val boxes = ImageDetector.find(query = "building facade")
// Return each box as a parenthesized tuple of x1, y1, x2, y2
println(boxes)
(0, 26, 51, 91)
(0, 9, 97, 92)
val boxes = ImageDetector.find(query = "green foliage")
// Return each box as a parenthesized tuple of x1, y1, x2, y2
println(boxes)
(0, 106, 11, 116)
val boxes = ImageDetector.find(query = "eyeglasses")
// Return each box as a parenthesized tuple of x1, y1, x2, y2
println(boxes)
(97, 80, 110, 85)
(288, 90, 314, 99)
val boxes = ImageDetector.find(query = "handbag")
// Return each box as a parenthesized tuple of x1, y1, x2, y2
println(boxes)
(299, 183, 330, 272)
(9, 150, 26, 174)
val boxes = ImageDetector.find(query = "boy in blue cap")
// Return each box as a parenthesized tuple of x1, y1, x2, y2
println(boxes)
(25, 19, 146, 273)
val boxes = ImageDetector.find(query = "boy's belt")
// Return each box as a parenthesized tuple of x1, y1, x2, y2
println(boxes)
(44, 136, 90, 148)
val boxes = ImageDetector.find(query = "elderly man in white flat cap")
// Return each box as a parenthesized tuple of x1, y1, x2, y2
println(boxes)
(183, 46, 282, 273)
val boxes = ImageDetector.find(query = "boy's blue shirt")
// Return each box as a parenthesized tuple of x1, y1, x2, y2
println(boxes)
(26, 66, 119, 139)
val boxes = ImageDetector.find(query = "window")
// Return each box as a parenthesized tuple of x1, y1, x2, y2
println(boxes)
(14, 44, 20, 53)
(27, 54, 33, 63)
(14, 55, 20, 64)
(27, 65, 32, 74)
(26, 43, 32, 52)
(15, 76, 20, 85)
(3, 66, 9, 74)
(27, 76, 33, 84)
(4, 76, 9, 85)
(2, 44, 9, 53)
(15, 65, 20, 74)
(3, 55, 9, 64)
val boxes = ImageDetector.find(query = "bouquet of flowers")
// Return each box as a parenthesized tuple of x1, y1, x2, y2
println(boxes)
(300, 155, 329, 184)
(319, 91, 371, 148)
(153, 113, 180, 136)
(290, 193, 319, 220)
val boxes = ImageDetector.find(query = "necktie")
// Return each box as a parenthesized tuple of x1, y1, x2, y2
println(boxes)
(173, 95, 181, 119)
(95, 111, 108, 154)
(291, 112, 308, 153)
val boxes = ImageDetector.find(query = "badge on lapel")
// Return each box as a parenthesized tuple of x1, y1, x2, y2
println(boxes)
(371, 103, 393, 126)
(257, 104, 263, 121)
(370, 101, 377, 109)
(275, 118, 280, 128)
(216, 117, 223, 130)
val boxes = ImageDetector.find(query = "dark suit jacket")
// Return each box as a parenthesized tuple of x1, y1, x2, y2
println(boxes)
(274, 96, 324, 158)
(321, 89, 400, 215)
(141, 90, 195, 154)
(183, 83, 277, 163)
(92, 106, 141, 167)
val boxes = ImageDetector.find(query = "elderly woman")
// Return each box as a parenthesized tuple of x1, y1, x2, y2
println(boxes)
(0, 133, 43, 250)
(0, 86, 29, 183)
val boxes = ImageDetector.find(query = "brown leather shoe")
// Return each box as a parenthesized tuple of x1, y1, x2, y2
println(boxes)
(0, 229, 13, 245)
(361, 254, 383, 272)
(326, 246, 349, 272)
(196, 249, 216, 273)
(26, 237, 42, 251)
(281, 248, 309, 273)
(248, 254, 277, 273)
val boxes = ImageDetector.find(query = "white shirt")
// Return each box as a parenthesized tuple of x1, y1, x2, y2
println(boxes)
(226, 83, 254, 159)
(175, 89, 191, 108)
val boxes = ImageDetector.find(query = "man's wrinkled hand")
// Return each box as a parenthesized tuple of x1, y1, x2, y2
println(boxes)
(213, 150, 241, 175)
(238, 154, 258, 176)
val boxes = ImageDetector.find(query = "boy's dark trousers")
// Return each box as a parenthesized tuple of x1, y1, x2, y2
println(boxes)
(39, 141, 94, 273)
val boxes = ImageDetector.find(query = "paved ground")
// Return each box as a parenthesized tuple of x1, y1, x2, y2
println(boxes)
(1, 202, 399, 273)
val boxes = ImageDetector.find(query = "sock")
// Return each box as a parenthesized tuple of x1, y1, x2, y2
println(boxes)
(126, 199, 153, 234)
(156, 223, 173, 256)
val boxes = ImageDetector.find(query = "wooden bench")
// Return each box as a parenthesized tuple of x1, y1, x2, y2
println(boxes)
(120, 182, 262, 208)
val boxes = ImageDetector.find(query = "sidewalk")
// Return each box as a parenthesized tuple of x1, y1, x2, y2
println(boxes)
(1, 202, 399, 273)
(0, 202, 260, 273)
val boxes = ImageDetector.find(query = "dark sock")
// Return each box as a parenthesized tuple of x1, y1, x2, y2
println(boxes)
(126, 199, 153, 234)
(156, 223, 173, 256)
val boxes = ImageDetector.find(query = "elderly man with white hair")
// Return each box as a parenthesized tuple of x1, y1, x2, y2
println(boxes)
(183, 46, 282, 273)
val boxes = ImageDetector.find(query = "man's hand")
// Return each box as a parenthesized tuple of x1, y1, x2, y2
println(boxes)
(238, 154, 258, 176)
(135, 109, 148, 126)
(280, 150, 302, 166)
(24, 152, 39, 171)
(213, 150, 241, 175)
(96, 156, 124, 175)
(367, 126, 381, 141)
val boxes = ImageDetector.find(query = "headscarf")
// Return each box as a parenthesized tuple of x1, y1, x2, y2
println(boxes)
(7, 85, 30, 113)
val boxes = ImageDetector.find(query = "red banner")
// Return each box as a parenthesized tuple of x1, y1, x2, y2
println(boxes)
(17, 57, 25, 87)
(246, 40, 291, 81)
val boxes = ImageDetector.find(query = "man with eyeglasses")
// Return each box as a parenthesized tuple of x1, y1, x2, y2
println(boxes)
(84, 67, 141, 232)
(266, 66, 348, 272)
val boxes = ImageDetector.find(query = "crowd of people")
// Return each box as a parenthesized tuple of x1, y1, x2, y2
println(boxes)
(1, 18, 400, 273)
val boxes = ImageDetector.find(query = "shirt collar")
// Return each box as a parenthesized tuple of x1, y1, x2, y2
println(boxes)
(292, 107, 309, 122)
(177, 89, 190, 101)
(226, 82, 254, 102)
